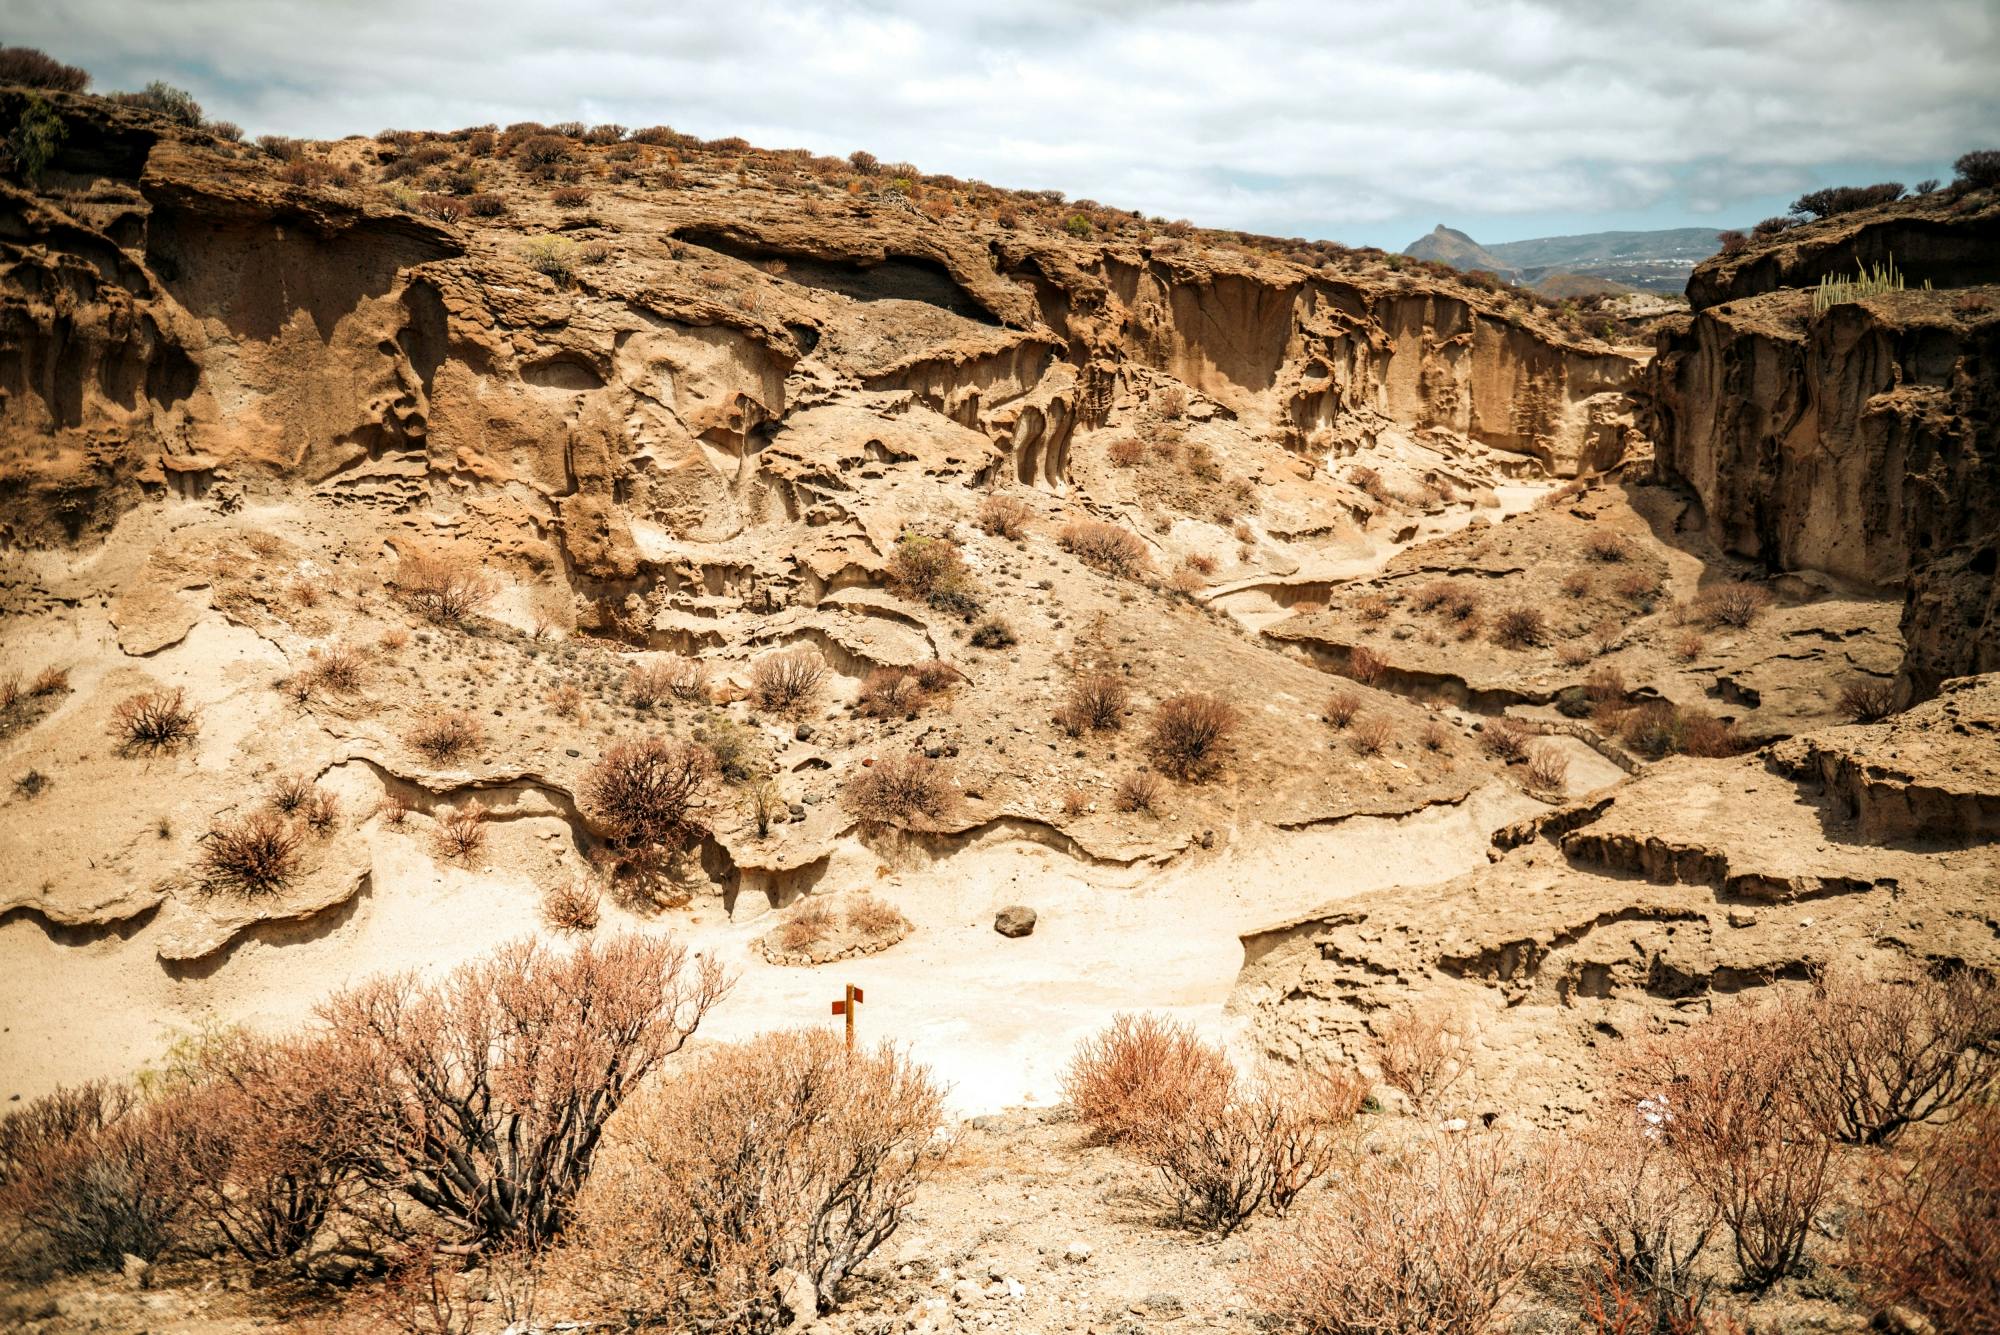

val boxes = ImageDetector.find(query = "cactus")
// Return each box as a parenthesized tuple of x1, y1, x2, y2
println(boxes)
(1813, 254, 1934, 312)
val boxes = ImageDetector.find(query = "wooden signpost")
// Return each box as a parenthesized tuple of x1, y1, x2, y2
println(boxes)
(830, 983, 864, 1050)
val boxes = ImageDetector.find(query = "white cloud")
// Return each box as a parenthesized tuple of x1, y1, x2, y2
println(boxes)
(16, 0, 1998, 244)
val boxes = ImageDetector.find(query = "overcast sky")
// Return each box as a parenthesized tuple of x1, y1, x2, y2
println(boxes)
(15, 0, 1999, 249)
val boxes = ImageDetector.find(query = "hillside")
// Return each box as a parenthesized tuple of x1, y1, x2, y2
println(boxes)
(1404, 222, 1739, 292)
(2, 68, 1998, 1335)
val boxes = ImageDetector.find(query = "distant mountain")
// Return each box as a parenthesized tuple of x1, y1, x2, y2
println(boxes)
(1401, 223, 1740, 294)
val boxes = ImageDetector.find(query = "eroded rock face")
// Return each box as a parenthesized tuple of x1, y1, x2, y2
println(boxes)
(1647, 283, 1998, 696)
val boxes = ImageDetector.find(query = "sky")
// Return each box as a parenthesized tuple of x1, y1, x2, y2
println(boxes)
(13, 0, 1999, 250)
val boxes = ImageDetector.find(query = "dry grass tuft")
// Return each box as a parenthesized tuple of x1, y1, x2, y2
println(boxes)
(407, 710, 484, 764)
(543, 879, 601, 932)
(1113, 770, 1164, 814)
(1324, 688, 1362, 730)
(112, 689, 200, 754)
(1350, 716, 1392, 756)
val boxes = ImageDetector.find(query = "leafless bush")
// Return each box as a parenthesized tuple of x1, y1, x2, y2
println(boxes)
(543, 878, 601, 932)
(200, 811, 304, 895)
(1324, 688, 1362, 730)
(307, 644, 364, 693)
(625, 661, 680, 708)
(112, 688, 200, 754)
(28, 665, 67, 696)
(1573, 1120, 1718, 1325)
(1693, 581, 1771, 629)
(1148, 692, 1237, 781)
(0, 1087, 201, 1276)
(430, 802, 488, 863)
(321, 933, 728, 1248)
(395, 551, 496, 625)
(1059, 520, 1151, 579)
(1585, 530, 1631, 562)
(1113, 770, 1164, 814)
(407, 710, 484, 764)
(1246, 1133, 1573, 1335)
(1790, 968, 1999, 1145)
(301, 788, 340, 837)
(175, 1031, 374, 1270)
(1617, 703, 1741, 759)
(1147, 1065, 1369, 1233)
(1350, 716, 1392, 756)
(859, 667, 924, 718)
(843, 754, 962, 828)
(1058, 670, 1128, 736)
(1063, 1013, 1234, 1147)
(1524, 745, 1569, 798)
(1620, 997, 1833, 1289)
(1348, 645, 1387, 685)
(846, 893, 907, 938)
(1671, 629, 1705, 663)
(1374, 1003, 1473, 1114)
(662, 655, 710, 702)
(778, 898, 837, 954)
(566, 1028, 947, 1328)
(1561, 570, 1593, 599)
(1835, 678, 1897, 723)
(1107, 436, 1146, 467)
(583, 738, 716, 883)
(1848, 1104, 2000, 1335)
(1480, 717, 1530, 762)
(977, 493, 1033, 538)
(1422, 719, 1451, 752)
(1492, 605, 1547, 648)
(751, 646, 828, 715)
(270, 772, 317, 814)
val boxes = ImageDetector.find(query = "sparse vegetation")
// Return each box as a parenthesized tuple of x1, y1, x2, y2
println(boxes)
(111, 689, 200, 754)
(583, 738, 715, 887)
(1059, 520, 1151, 579)
(1147, 692, 1237, 781)
(750, 645, 828, 714)
(1113, 770, 1163, 814)
(976, 492, 1033, 539)
(407, 710, 484, 764)
(430, 802, 488, 863)
(969, 616, 1016, 649)
(843, 754, 962, 828)
(200, 811, 304, 895)
(1835, 677, 1897, 723)
(1492, 606, 1547, 648)
(1055, 670, 1128, 736)
(1324, 688, 1362, 729)
(887, 533, 980, 615)
(1524, 744, 1569, 797)
(395, 550, 496, 625)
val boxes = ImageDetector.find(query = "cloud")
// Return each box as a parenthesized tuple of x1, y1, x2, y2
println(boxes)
(14, 0, 1998, 245)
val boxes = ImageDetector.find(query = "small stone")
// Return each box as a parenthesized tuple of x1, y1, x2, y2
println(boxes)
(1877, 1305, 1937, 1335)
(994, 905, 1036, 938)
(121, 1253, 151, 1288)
(1064, 1241, 1093, 1263)
(795, 723, 815, 742)
(1727, 908, 1757, 927)
(951, 1279, 982, 1305)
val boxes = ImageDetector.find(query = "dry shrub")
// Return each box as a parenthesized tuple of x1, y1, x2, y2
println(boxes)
(1524, 744, 1569, 798)
(1354, 593, 1392, 623)
(0, 1086, 200, 1276)
(1492, 605, 1547, 648)
(1618, 703, 1741, 759)
(1247, 1133, 1572, 1335)
(28, 665, 68, 696)
(1348, 645, 1387, 685)
(1184, 551, 1218, 576)
(377, 794, 414, 827)
(1574, 1120, 1718, 1326)
(1114, 770, 1163, 814)
(308, 644, 364, 693)
(321, 933, 727, 1247)
(1169, 565, 1205, 598)
(1324, 688, 1362, 730)
(112, 688, 200, 754)
(751, 646, 827, 714)
(270, 772, 318, 814)
(1059, 520, 1151, 579)
(1693, 581, 1771, 629)
(626, 661, 679, 708)
(1848, 1104, 2000, 1335)
(1350, 716, 1392, 756)
(1413, 579, 1456, 612)
(175, 1031, 374, 1270)
(379, 626, 410, 653)
(1561, 571, 1593, 599)
(1835, 678, 1897, 723)
(1557, 641, 1594, 668)
(1790, 967, 1999, 1145)
(976, 492, 1033, 538)
(910, 660, 956, 694)
(543, 878, 601, 932)
(1374, 1003, 1472, 1114)
(1615, 570, 1660, 603)
(582, 738, 716, 882)
(1585, 530, 1631, 562)
(843, 754, 962, 828)
(1422, 719, 1451, 752)
(778, 898, 837, 954)
(858, 667, 924, 718)
(1620, 997, 1833, 1289)
(0, 45, 90, 91)
(407, 710, 484, 764)
(1480, 717, 1530, 762)
(1148, 692, 1237, 781)
(969, 616, 1016, 648)
(1671, 629, 1705, 663)
(663, 655, 710, 702)
(846, 893, 907, 938)
(430, 802, 488, 863)
(1062, 1013, 1233, 1147)
(886, 533, 978, 615)
(1058, 670, 1128, 736)
(1061, 786, 1089, 817)
(200, 810, 304, 895)
(565, 1029, 946, 1328)
(1586, 664, 1627, 704)
(301, 789, 340, 837)
(1107, 436, 1146, 467)
(1148, 1065, 1369, 1233)
(395, 551, 496, 626)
